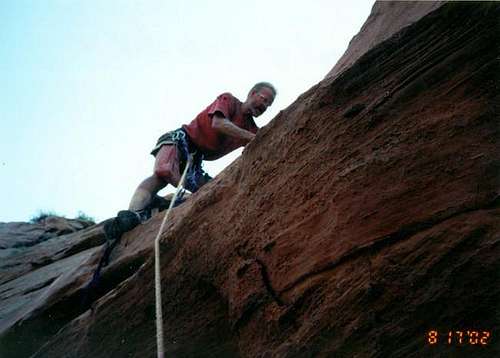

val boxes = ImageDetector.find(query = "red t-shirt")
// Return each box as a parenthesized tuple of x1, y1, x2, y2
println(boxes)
(182, 92, 258, 160)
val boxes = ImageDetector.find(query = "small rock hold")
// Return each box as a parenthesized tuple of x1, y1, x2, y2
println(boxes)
(263, 241, 276, 253)
(343, 103, 366, 118)
(365, 282, 384, 301)
(236, 262, 250, 278)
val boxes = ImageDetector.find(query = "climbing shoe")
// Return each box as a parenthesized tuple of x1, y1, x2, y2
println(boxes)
(116, 210, 142, 232)
(103, 210, 143, 241)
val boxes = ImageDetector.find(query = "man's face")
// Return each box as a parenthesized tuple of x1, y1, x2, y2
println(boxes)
(248, 87, 275, 117)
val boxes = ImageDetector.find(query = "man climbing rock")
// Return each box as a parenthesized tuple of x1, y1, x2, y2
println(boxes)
(107, 82, 277, 237)
(130, 81, 276, 214)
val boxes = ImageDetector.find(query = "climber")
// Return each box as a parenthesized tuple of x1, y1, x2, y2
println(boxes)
(129, 82, 276, 215)
(107, 82, 276, 235)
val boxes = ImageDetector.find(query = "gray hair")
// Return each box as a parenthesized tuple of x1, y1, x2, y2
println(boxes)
(249, 82, 277, 97)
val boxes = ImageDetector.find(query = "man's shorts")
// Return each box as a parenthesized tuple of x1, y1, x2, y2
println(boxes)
(150, 128, 196, 157)
(150, 128, 211, 192)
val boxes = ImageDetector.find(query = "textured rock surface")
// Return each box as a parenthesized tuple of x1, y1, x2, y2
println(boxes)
(0, 216, 102, 357)
(0, 216, 94, 250)
(1, 2, 499, 357)
(0, 217, 99, 285)
(325, 1, 444, 81)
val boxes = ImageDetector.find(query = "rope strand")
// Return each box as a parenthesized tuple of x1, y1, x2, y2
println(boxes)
(154, 154, 193, 358)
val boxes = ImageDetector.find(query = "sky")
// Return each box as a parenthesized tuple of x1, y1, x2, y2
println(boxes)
(0, 0, 374, 223)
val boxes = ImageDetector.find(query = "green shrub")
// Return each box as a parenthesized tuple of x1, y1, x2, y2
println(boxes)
(30, 210, 65, 223)
(76, 211, 96, 224)
(30, 210, 95, 224)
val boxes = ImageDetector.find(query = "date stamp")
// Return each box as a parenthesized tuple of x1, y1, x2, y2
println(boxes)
(426, 330, 491, 346)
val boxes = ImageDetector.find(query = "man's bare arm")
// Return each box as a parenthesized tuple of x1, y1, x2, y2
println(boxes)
(212, 113, 256, 142)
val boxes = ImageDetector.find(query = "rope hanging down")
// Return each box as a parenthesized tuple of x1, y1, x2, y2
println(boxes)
(154, 154, 193, 358)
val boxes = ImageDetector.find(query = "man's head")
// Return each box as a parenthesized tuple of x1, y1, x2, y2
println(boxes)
(244, 82, 277, 117)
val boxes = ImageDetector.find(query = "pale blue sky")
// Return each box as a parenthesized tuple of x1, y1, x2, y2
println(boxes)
(0, 0, 373, 223)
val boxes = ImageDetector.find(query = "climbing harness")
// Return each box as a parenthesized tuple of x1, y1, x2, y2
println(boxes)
(154, 153, 193, 358)
(152, 128, 212, 194)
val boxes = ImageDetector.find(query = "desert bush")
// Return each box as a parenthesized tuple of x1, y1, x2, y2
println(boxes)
(29, 210, 64, 223)
(76, 211, 96, 224)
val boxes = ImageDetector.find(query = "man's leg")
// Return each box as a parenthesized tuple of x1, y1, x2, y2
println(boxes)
(128, 144, 181, 212)
(128, 175, 167, 211)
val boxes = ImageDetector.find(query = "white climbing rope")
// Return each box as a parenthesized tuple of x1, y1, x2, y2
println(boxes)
(154, 154, 193, 358)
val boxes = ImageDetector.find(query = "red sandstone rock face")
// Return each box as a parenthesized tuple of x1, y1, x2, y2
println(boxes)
(325, 1, 444, 81)
(1, 2, 499, 357)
